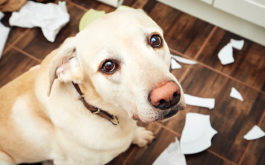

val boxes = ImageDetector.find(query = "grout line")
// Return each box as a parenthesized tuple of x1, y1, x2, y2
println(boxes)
(12, 47, 42, 63)
(2, 29, 30, 56)
(194, 26, 217, 60)
(65, 0, 88, 11)
(155, 122, 181, 138)
(179, 65, 192, 83)
(122, 146, 137, 165)
(11, 29, 30, 47)
(257, 108, 265, 125)
(170, 48, 265, 95)
(2, 44, 11, 55)
(238, 141, 251, 165)
(207, 149, 237, 165)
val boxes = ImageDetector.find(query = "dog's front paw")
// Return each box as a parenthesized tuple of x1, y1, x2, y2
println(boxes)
(132, 127, 155, 147)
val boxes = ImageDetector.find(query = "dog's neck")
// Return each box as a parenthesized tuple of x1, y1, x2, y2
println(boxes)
(72, 82, 119, 126)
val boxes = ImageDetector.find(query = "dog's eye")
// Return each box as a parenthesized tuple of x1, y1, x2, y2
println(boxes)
(149, 34, 163, 48)
(100, 60, 119, 74)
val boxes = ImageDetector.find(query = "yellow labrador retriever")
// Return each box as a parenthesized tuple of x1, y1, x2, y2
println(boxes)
(0, 8, 185, 165)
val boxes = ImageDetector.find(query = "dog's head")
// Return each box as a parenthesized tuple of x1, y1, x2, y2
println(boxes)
(47, 8, 185, 123)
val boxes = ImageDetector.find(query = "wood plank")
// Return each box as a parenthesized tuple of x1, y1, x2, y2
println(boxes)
(197, 27, 265, 92)
(147, 2, 214, 58)
(164, 64, 265, 163)
(0, 48, 39, 87)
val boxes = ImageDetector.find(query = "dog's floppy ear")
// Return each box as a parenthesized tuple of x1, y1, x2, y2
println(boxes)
(47, 38, 83, 96)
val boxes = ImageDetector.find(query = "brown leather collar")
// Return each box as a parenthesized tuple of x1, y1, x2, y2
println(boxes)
(72, 82, 119, 126)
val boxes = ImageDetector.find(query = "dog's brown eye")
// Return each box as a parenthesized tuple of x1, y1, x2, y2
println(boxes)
(100, 60, 118, 74)
(149, 34, 162, 48)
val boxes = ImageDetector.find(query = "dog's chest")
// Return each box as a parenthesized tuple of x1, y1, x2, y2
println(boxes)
(52, 117, 136, 164)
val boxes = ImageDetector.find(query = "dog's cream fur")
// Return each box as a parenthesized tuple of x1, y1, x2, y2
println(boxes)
(0, 9, 185, 165)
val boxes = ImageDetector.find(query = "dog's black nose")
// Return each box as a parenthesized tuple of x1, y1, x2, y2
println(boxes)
(148, 81, 181, 110)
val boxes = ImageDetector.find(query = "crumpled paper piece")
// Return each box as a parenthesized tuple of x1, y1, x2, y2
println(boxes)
(180, 113, 217, 155)
(184, 94, 215, 110)
(217, 39, 244, 65)
(9, 1, 70, 42)
(153, 138, 186, 165)
(230, 87, 244, 101)
(244, 125, 265, 140)
(0, 12, 10, 58)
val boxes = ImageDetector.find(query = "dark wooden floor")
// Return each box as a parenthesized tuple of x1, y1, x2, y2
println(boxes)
(1, 0, 264, 165)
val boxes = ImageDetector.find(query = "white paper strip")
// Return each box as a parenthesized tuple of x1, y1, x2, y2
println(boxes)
(244, 125, 265, 140)
(153, 138, 186, 165)
(0, 23, 10, 58)
(171, 54, 197, 64)
(9, 1, 70, 42)
(180, 113, 217, 155)
(230, 39, 244, 50)
(230, 87, 244, 101)
(184, 94, 215, 109)
(171, 58, 182, 69)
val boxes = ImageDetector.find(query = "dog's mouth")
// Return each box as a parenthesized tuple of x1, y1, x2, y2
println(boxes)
(132, 103, 185, 122)
(160, 103, 185, 120)
(164, 109, 178, 118)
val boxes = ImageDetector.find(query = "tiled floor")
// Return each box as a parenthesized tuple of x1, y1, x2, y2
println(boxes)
(1, 0, 264, 165)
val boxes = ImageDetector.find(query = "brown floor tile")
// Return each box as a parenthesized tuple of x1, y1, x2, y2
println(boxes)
(147, 2, 214, 58)
(240, 117, 265, 165)
(164, 64, 265, 163)
(197, 27, 265, 92)
(0, 48, 39, 87)
(6, 27, 28, 44)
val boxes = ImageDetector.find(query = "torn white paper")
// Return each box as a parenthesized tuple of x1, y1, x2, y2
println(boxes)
(230, 39, 244, 50)
(9, 1, 70, 42)
(0, 23, 10, 58)
(180, 113, 217, 155)
(153, 138, 186, 165)
(184, 94, 215, 109)
(230, 87, 244, 101)
(171, 54, 197, 64)
(217, 39, 244, 65)
(244, 125, 265, 140)
(171, 58, 182, 69)
(217, 43, 234, 65)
